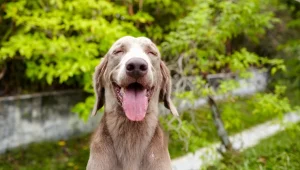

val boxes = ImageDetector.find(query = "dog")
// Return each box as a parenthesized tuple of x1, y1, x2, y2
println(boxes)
(86, 36, 178, 170)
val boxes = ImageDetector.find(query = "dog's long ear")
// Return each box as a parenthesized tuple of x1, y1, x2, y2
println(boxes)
(91, 56, 108, 116)
(159, 61, 179, 116)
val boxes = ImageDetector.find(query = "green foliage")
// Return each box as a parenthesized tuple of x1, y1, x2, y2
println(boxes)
(0, 0, 197, 117)
(0, 0, 294, 119)
(136, 0, 195, 43)
(0, 0, 156, 115)
(251, 86, 292, 118)
(0, 0, 146, 91)
(162, 0, 282, 75)
(273, 1, 300, 107)
(71, 96, 98, 122)
(161, 0, 287, 108)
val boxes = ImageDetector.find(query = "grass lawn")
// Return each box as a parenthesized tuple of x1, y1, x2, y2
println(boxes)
(0, 96, 289, 169)
(208, 122, 300, 170)
(0, 134, 90, 170)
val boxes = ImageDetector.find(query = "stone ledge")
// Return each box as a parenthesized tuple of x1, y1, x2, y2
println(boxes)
(0, 89, 82, 102)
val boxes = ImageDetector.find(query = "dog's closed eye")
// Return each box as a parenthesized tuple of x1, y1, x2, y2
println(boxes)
(113, 48, 124, 55)
(147, 51, 157, 56)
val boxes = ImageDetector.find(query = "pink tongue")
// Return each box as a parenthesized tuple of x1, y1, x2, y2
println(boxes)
(123, 88, 148, 121)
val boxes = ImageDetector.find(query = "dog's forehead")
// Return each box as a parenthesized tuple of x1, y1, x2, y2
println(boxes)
(111, 36, 156, 49)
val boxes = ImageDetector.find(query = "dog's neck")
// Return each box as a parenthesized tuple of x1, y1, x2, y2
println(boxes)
(104, 105, 158, 168)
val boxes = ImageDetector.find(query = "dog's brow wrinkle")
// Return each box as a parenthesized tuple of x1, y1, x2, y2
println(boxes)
(146, 45, 157, 53)
(150, 43, 157, 48)
(114, 43, 125, 50)
(151, 66, 155, 72)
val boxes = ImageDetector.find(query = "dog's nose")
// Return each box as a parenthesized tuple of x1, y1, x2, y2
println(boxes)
(126, 58, 148, 79)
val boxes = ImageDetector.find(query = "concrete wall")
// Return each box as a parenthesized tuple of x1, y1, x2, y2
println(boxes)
(0, 90, 100, 153)
(166, 69, 268, 113)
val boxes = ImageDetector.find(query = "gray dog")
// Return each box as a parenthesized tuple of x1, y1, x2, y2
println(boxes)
(87, 36, 178, 170)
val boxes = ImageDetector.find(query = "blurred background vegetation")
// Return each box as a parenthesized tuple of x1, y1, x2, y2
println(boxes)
(0, 0, 300, 169)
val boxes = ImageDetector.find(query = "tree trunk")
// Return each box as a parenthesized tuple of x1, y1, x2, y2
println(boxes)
(208, 96, 232, 153)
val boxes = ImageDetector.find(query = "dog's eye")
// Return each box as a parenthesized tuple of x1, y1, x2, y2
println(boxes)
(113, 50, 124, 55)
(147, 51, 157, 56)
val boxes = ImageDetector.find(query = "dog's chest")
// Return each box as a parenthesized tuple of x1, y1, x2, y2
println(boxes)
(113, 135, 147, 169)
(106, 116, 157, 169)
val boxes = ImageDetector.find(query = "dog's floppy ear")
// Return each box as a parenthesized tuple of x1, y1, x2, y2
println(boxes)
(91, 56, 108, 116)
(159, 61, 179, 116)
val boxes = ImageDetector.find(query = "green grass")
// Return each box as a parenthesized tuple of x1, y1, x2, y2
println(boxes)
(208, 122, 300, 170)
(0, 96, 289, 169)
(0, 135, 90, 170)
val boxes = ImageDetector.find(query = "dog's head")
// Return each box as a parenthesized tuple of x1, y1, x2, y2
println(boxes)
(92, 36, 178, 121)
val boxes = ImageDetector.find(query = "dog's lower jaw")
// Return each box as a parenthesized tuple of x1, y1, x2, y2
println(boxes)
(105, 110, 159, 169)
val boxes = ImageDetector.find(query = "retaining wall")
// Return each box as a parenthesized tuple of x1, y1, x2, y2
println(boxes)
(0, 91, 100, 153)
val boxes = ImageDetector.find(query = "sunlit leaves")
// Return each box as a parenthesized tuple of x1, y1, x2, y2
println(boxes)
(0, 0, 156, 118)
(0, 0, 146, 88)
(252, 87, 292, 118)
(162, 0, 281, 77)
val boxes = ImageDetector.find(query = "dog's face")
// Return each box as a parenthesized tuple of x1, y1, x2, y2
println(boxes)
(92, 36, 178, 121)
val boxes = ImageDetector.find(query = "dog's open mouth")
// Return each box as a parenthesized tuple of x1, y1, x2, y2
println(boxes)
(113, 82, 153, 121)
